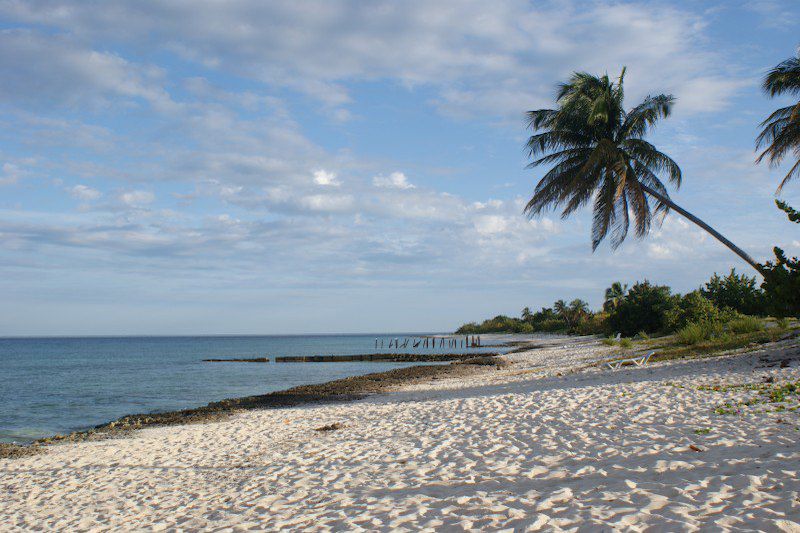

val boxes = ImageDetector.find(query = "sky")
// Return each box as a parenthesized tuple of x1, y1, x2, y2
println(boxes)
(1, 0, 799, 336)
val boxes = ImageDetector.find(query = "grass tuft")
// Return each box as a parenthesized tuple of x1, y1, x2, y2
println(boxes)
(676, 323, 714, 345)
(727, 316, 764, 334)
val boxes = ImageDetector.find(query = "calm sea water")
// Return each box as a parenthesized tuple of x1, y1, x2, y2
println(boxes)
(0, 334, 504, 443)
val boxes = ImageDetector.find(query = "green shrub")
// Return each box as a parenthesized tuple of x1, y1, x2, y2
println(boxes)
(702, 269, 766, 316)
(668, 292, 721, 331)
(726, 316, 764, 334)
(575, 312, 608, 335)
(676, 322, 714, 345)
(619, 338, 633, 348)
(538, 318, 568, 332)
(761, 246, 800, 318)
(607, 281, 678, 336)
(637, 330, 650, 340)
(601, 337, 616, 346)
(761, 201, 800, 318)
(777, 317, 790, 329)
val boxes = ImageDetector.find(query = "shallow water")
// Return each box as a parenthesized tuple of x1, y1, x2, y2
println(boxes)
(0, 334, 503, 442)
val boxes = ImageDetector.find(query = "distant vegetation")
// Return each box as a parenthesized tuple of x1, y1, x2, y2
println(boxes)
(455, 268, 796, 339)
(459, 50, 800, 339)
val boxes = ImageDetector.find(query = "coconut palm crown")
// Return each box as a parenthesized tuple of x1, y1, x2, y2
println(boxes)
(603, 281, 628, 312)
(756, 53, 800, 193)
(525, 68, 763, 274)
(525, 68, 678, 250)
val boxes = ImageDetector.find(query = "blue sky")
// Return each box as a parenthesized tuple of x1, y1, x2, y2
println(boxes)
(1, 0, 799, 335)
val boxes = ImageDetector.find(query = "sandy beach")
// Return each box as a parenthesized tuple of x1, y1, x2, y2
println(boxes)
(2, 335, 800, 531)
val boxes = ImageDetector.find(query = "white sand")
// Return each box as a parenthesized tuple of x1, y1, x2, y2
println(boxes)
(3, 337, 800, 531)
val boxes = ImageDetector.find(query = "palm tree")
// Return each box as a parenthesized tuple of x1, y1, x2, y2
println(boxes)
(568, 299, 590, 323)
(603, 281, 628, 311)
(525, 69, 764, 275)
(553, 299, 567, 318)
(756, 52, 800, 193)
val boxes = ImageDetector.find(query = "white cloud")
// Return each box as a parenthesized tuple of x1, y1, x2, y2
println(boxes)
(0, 0, 747, 118)
(313, 169, 340, 186)
(373, 172, 415, 190)
(69, 184, 102, 201)
(299, 193, 355, 212)
(0, 29, 173, 109)
(474, 215, 508, 235)
(119, 190, 155, 206)
(0, 162, 23, 185)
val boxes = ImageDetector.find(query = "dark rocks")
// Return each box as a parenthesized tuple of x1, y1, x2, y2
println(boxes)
(315, 422, 344, 432)
(24, 357, 507, 452)
(203, 357, 270, 363)
(0, 443, 42, 459)
(274, 353, 500, 363)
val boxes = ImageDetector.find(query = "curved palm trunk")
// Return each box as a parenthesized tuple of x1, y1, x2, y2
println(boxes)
(639, 184, 765, 276)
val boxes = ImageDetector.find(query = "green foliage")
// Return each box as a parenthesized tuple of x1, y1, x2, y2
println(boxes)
(693, 428, 711, 435)
(456, 298, 600, 335)
(601, 337, 616, 346)
(668, 291, 722, 330)
(776, 199, 800, 222)
(619, 338, 633, 348)
(767, 381, 799, 403)
(538, 318, 568, 332)
(714, 403, 739, 416)
(524, 69, 681, 250)
(701, 269, 766, 316)
(554, 299, 590, 329)
(676, 322, 720, 345)
(761, 246, 800, 318)
(637, 330, 650, 340)
(726, 316, 764, 334)
(675, 315, 763, 346)
(760, 201, 800, 318)
(603, 282, 628, 312)
(455, 315, 536, 334)
(757, 54, 800, 193)
(777, 317, 790, 329)
(522, 307, 565, 332)
(607, 281, 677, 336)
(654, 328, 787, 360)
(575, 312, 608, 335)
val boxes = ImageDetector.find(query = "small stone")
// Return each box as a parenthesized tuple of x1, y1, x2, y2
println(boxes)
(315, 422, 344, 432)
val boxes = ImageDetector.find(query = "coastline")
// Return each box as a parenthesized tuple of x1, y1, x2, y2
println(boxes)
(3, 335, 799, 530)
(1, 354, 511, 458)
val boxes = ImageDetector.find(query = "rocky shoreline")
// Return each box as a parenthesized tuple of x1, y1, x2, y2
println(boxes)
(205, 352, 501, 363)
(0, 355, 509, 459)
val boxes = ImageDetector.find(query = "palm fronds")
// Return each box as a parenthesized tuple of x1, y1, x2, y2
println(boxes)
(524, 68, 675, 250)
(757, 53, 800, 193)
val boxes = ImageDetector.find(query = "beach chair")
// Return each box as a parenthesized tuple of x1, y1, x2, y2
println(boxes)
(605, 351, 655, 370)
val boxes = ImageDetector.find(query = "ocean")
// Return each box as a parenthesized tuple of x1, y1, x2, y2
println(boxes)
(0, 334, 505, 443)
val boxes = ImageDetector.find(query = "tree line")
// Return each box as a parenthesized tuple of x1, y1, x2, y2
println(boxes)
(455, 267, 790, 337)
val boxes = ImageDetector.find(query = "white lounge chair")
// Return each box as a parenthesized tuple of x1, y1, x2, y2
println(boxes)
(605, 351, 655, 370)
